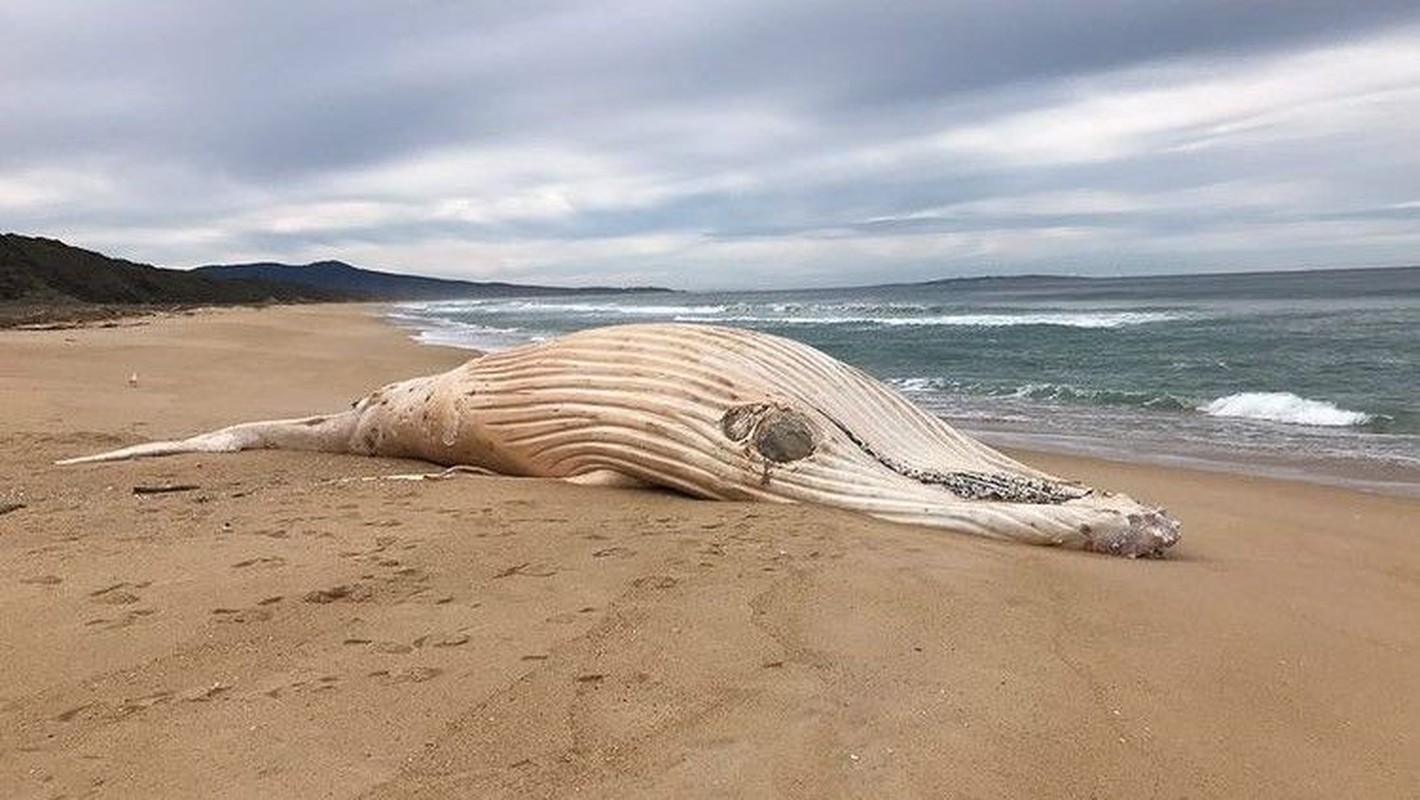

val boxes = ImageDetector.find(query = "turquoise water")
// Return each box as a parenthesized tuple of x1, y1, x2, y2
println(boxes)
(388, 267, 1420, 494)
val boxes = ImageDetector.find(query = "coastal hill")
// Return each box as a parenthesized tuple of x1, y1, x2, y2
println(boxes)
(1, 234, 351, 325)
(0, 233, 347, 307)
(194, 260, 673, 300)
(910, 265, 1420, 298)
(0, 233, 671, 326)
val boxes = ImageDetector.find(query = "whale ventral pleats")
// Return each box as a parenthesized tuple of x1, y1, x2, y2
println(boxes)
(720, 403, 818, 463)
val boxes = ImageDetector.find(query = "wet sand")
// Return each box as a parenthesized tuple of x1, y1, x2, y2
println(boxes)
(2, 304, 1416, 798)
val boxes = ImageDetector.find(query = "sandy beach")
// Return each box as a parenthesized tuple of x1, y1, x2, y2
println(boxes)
(2, 304, 1416, 799)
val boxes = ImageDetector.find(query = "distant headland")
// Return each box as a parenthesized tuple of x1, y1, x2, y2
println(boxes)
(0, 233, 672, 327)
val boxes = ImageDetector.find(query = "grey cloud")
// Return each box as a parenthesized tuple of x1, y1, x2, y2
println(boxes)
(2, 1, 1418, 287)
(9, 1, 1417, 173)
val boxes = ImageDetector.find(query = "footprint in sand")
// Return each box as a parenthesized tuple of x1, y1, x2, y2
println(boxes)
(89, 581, 150, 605)
(85, 608, 158, 630)
(302, 583, 373, 603)
(264, 676, 341, 698)
(369, 667, 443, 685)
(231, 556, 287, 569)
(117, 690, 175, 716)
(54, 702, 99, 723)
(51, 689, 177, 724)
(492, 562, 558, 579)
(181, 682, 232, 702)
(545, 606, 599, 624)
(211, 606, 273, 624)
(630, 575, 679, 590)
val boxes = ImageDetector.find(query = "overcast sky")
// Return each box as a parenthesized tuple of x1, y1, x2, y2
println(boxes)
(3, 1, 1418, 289)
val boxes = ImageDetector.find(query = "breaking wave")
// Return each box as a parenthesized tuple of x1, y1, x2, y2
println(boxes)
(699, 311, 1179, 328)
(401, 299, 1182, 329)
(1198, 392, 1372, 427)
(386, 312, 533, 352)
(888, 378, 1193, 411)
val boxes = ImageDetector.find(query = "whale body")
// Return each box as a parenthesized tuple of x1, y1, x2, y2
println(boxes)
(59, 323, 1180, 557)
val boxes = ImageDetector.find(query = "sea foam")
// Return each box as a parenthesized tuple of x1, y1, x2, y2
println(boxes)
(696, 311, 1178, 328)
(1199, 392, 1371, 427)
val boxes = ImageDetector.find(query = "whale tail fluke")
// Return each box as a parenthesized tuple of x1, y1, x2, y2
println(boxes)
(57, 434, 241, 464)
(56, 412, 359, 465)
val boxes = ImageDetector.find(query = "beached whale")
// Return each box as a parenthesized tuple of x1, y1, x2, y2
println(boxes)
(59, 323, 1179, 556)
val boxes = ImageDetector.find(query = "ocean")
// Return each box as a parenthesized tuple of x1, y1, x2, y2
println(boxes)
(386, 267, 1420, 496)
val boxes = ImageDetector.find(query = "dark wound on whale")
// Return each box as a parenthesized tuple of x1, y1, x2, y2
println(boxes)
(720, 403, 819, 463)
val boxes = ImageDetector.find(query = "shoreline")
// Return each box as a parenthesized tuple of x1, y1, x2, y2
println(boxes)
(378, 304, 1420, 499)
(3, 303, 1417, 798)
(979, 428, 1420, 499)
